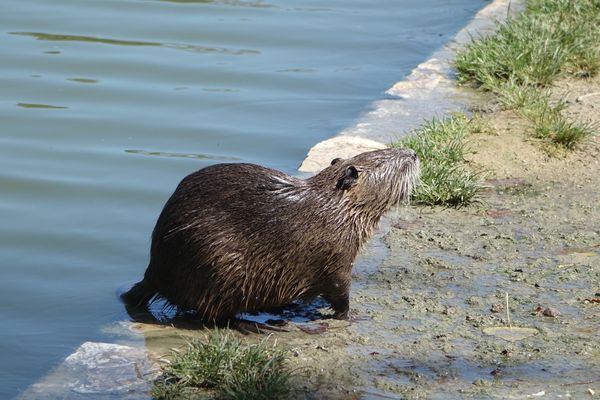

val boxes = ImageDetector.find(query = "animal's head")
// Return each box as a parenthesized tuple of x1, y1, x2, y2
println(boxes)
(316, 147, 420, 211)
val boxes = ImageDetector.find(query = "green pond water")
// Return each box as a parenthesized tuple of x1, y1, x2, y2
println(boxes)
(0, 0, 486, 397)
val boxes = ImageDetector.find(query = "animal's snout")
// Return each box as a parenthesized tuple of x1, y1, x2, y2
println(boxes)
(393, 147, 418, 161)
(401, 148, 418, 163)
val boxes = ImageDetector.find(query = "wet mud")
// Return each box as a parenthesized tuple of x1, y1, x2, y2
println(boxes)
(280, 75, 600, 399)
(282, 74, 599, 399)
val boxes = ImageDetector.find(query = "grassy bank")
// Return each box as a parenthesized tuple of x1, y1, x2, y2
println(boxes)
(152, 331, 294, 400)
(394, 114, 485, 207)
(397, 0, 600, 207)
(455, 0, 600, 149)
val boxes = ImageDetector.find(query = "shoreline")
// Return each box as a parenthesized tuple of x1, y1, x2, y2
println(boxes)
(299, 0, 523, 173)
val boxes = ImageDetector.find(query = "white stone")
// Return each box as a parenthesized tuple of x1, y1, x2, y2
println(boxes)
(298, 136, 388, 173)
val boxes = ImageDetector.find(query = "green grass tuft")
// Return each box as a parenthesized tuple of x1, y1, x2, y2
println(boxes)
(152, 331, 293, 400)
(532, 110, 594, 150)
(455, 0, 600, 150)
(394, 114, 484, 207)
(456, 0, 600, 87)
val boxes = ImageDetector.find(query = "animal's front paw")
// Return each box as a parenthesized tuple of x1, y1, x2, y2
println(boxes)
(333, 309, 349, 320)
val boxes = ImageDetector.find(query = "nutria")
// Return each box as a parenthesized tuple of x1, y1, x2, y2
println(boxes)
(122, 148, 419, 330)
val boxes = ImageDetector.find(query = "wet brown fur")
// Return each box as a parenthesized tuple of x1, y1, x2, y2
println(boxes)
(121, 148, 419, 322)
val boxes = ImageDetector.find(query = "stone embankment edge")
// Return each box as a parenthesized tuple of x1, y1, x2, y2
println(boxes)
(299, 0, 524, 173)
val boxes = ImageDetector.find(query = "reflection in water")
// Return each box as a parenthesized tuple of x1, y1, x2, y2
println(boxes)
(10, 31, 260, 55)
(123, 294, 330, 330)
(125, 149, 241, 161)
(162, 43, 259, 55)
(201, 87, 239, 92)
(277, 68, 317, 73)
(10, 31, 161, 46)
(16, 102, 68, 109)
(67, 78, 99, 84)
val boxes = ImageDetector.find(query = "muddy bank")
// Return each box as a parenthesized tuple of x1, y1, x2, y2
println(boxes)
(274, 75, 600, 399)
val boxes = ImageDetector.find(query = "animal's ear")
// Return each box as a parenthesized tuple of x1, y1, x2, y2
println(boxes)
(330, 157, 343, 166)
(336, 166, 359, 190)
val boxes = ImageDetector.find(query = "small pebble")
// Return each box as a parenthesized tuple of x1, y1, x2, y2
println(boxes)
(534, 305, 544, 313)
(490, 303, 504, 313)
(443, 306, 457, 315)
(543, 307, 560, 317)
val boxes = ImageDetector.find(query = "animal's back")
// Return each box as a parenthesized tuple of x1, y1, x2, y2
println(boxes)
(123, 163, 335, 320)
(121, 148, 419, 323)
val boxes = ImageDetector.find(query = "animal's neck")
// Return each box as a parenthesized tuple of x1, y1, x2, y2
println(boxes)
(339, 200, 386, 247)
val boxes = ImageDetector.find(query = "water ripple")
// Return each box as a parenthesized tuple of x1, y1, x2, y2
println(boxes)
(125, 149, 241, 161)
(10, 31, 160, 46)
(67, 78, 99, 84)
(17, 102, 68, 109)
(152, 0, 275, 8)
(10, 31, 260, 56)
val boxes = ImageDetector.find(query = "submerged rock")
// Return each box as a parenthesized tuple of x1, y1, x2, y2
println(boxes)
(18, 342, 160, 400)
